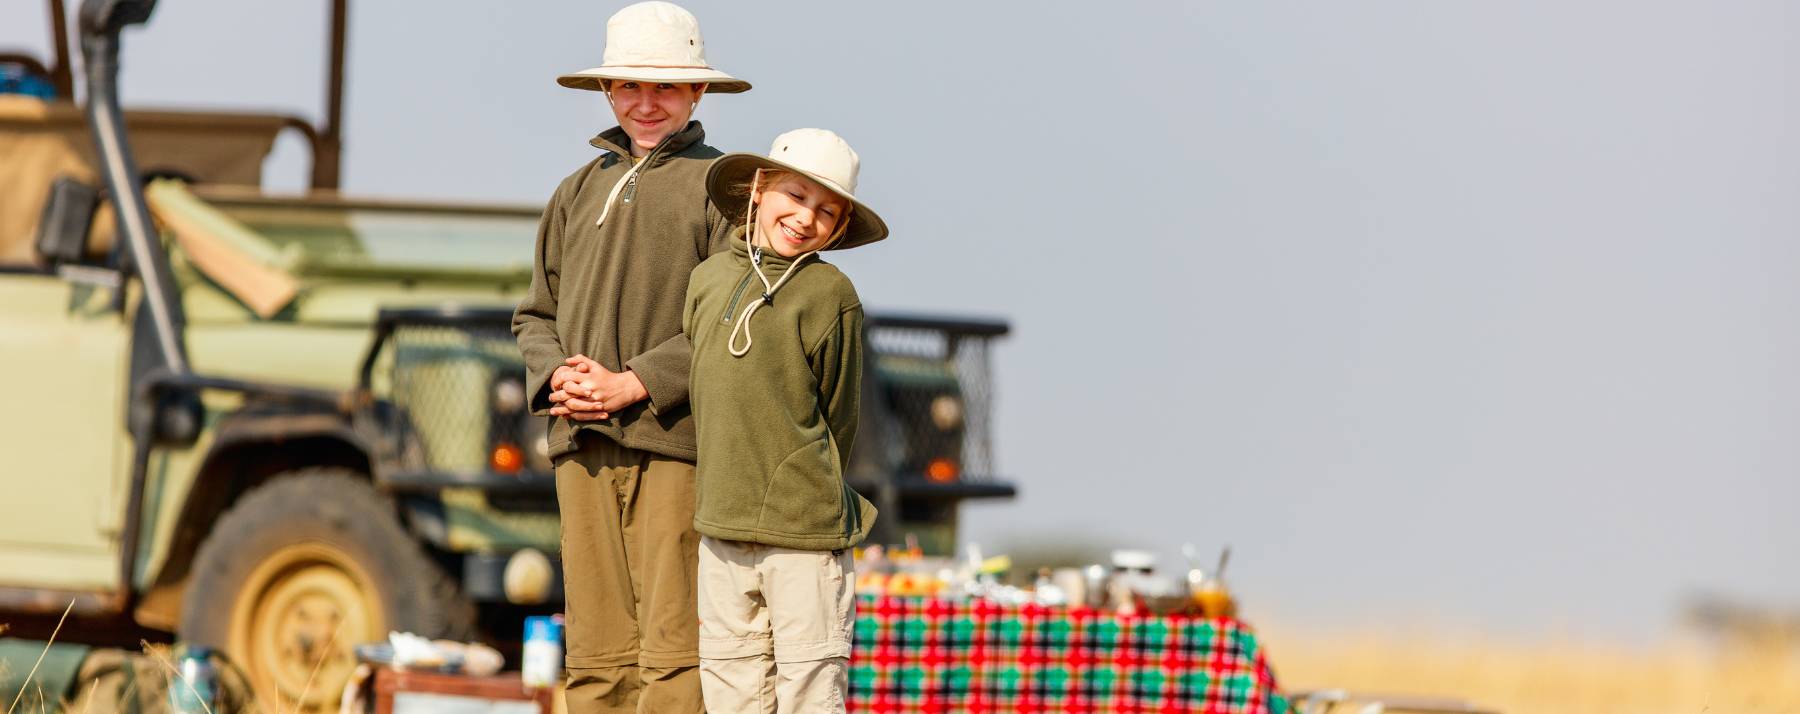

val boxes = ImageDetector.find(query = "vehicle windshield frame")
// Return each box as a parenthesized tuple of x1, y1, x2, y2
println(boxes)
(165, 184, 541, 281)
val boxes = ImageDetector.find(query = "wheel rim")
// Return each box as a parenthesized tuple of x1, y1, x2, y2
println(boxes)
(228, 542, 385, 712)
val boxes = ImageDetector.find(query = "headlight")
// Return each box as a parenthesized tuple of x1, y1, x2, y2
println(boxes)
(493, 378, 527, 413)
(504, 548, 554, 605)
(929, 395, 963, 431)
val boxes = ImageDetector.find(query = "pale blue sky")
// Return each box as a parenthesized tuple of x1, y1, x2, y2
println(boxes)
(9, 1, 1797, 642)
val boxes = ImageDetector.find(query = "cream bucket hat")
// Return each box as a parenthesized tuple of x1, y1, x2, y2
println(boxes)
(706, 128, 889, 251)
(557, 1, 749, 94)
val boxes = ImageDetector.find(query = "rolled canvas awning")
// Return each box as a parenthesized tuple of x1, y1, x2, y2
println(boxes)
(0, 95, 289, 265)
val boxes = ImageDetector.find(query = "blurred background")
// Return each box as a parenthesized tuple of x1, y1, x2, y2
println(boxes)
(5, 1, 1799, 710)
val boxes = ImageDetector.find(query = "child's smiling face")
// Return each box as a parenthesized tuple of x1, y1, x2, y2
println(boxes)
(606, 80, 705, 154)
(752, 172, 850, 257)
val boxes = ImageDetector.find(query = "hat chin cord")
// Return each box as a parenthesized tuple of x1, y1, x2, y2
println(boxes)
(726, 169, 850, 357)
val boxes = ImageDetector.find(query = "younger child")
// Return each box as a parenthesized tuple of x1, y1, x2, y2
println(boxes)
(683, 128, 887, 712)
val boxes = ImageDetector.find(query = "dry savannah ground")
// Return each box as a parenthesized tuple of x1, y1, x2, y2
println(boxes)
(1264, 625, 1800, 714)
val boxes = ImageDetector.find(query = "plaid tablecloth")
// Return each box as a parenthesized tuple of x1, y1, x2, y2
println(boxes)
(850, 595, 1290, 714)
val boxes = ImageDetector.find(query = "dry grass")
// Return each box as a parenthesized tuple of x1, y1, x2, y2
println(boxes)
(1261, 625, 1800, 714)
(0, 614, 188, 714)
(142, 640, 212, 714)
(4, 600, 72, 714)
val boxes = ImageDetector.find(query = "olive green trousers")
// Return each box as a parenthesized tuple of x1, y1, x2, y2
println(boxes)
(555, 434, 703, 714)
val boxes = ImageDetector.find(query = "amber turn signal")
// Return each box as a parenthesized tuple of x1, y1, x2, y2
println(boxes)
(926, 458, 959, 483)
(491, 443, 525, 474)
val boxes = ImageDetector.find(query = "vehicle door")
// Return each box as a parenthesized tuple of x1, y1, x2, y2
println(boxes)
(0, 256, 131, 593)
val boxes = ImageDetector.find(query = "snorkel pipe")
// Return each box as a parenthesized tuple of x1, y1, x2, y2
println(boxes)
(80, 0, 188, 376)
(80, 0, 185, 612)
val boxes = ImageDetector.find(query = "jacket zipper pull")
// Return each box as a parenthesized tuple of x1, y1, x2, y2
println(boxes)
(750, 245, 763, 265)
(622, 172, 639, 204)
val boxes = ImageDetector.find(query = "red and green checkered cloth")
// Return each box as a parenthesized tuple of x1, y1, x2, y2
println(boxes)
(850, 595, 1291, 714)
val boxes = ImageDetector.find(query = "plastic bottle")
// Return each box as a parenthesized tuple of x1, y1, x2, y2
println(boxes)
(522, 615, 565, 688)
(167, 645, 218, 714)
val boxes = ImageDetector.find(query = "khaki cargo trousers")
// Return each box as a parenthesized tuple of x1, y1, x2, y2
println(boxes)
(555, 434, 703, 714)
(698, 535, 856, 714)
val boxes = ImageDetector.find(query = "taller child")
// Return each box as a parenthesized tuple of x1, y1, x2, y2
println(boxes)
(511, 3, 747, 712)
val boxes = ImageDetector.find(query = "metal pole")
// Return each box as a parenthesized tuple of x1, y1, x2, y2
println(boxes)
(48, 0, 75, 97)
(79, 0, 185, 375)
(312, 0, 348, 190)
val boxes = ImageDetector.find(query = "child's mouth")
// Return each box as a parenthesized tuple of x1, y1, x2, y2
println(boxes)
(780, 223, 806, 243)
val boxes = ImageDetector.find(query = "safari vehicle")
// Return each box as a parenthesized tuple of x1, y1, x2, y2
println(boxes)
(0, 0, 1015, 709)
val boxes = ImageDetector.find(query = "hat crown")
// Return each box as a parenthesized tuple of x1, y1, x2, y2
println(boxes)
(768, 129, 860, 196)
(602, 1, 709, 69)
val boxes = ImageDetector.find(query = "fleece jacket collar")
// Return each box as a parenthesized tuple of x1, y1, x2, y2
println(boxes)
(589, 120, 707, 166)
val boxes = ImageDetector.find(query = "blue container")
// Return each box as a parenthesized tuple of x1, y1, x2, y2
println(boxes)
(526, 615, 563, 643)
(168, 645, 218, 714)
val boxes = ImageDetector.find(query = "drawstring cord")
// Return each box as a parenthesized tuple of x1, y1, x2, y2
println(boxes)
(593, 83, 706, 226)
(726, 169, 848, 357)
(593, 157, 644, 227)
(594, 110, 675, 227)
(726, 248, 814, 357)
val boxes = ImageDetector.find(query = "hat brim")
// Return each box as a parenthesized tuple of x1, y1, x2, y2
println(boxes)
(558, 66, 750, 94)
(706, 153, 888, 251)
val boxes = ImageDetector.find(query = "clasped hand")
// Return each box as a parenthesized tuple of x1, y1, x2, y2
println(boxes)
(548, 355, 648, 422)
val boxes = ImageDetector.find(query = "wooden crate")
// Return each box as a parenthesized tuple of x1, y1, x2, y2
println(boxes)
(373, 669, 555, 714)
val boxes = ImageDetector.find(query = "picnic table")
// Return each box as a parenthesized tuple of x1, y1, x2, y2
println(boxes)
(850, 595, 1292, 714)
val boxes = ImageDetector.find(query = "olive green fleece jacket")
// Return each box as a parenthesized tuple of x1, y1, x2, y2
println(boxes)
(512, 121, 732, 461)
(683, 233, 877, 550)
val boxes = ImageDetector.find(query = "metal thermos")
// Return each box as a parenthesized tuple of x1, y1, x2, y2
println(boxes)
(1082, 564, 1108, 609)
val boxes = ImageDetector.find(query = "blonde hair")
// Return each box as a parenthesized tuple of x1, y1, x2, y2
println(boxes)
(727, 169, 795, 200)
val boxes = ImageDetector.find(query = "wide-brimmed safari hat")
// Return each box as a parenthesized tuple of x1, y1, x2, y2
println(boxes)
(557, 2, 749, 94)
(707, 129, 888, 251)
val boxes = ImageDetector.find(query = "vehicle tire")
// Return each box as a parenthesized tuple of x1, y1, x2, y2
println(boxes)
(178, 468, 474, 712)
